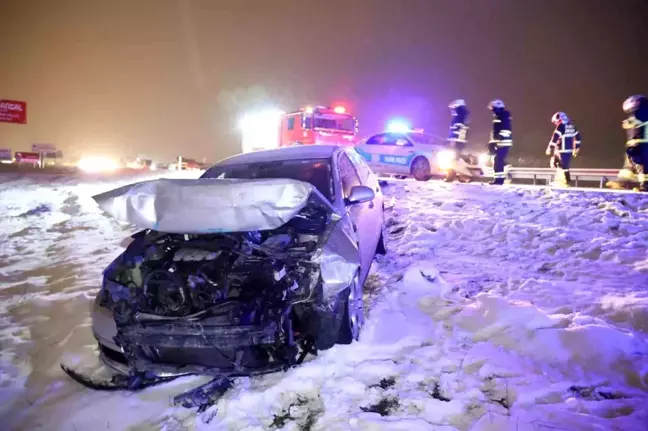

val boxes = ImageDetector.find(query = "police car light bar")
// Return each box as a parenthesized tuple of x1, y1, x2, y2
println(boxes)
(333, 106, 346, 114)
(387, 119, 411, 133)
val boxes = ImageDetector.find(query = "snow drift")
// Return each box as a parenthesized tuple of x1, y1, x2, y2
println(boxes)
(1, 174, 647, 430)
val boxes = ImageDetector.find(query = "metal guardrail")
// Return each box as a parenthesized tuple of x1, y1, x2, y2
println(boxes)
(481, 167, 620, 188)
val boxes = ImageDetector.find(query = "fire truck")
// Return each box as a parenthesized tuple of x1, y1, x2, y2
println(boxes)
(239, 105, 359, 153)
(279, 105, 358, 147)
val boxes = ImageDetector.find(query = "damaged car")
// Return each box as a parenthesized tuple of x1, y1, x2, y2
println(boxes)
(63, 145, 386, 405)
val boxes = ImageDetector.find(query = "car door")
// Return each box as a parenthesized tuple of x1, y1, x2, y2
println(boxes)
(381, 133, 414, 175)
(354, 133, 387, 174)
(346, 148, 383, 255)
(337, 152, 375, 283)
(360, 133, 412, 175)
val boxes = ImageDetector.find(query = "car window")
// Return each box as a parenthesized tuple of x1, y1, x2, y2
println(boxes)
(201, 158, 334, 202)
(407, 132, 435, 145)
(286, 117, 295, 131)
(337, 153, 362, 197)
(365, 133, 389, 145)
(381, 133, 412, 147)
(346, 149, 372, 184)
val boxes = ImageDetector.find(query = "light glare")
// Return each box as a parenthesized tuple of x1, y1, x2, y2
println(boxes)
(77, 156, 120, 173)
(387, 119, 411, 133)
(437, 150, 457, 171)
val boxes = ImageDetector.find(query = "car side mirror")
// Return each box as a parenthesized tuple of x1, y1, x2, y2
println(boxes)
(345, 185, 375, 205)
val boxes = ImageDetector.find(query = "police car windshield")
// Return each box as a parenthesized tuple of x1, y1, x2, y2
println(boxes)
(406, 132, 435, 145)
(201, 158, 334, 202)
(308, 114, 355, 132)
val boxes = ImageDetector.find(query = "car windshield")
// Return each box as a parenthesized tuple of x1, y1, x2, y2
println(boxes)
(305, 114, 355, 132)
(201, 158, 334, 202)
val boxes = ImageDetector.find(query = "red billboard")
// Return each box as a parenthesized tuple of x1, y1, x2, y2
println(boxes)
(15, 152, 40, 163)
(0, 100, 27, 124)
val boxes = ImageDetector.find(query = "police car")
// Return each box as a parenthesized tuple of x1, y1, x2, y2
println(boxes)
(354, 131, 485, 181)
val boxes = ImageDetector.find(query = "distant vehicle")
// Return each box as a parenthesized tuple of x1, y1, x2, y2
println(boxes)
(279, 105, 359, 147)
(126, 158, 155, 170)
(0, 148, 12, 164)
(354, 131, 485, 181)
(169, 157, 203, 171)
(85, 145, 385, 380)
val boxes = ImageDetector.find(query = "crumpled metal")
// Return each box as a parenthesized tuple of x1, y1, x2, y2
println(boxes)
(318, 214, 360, 298)
(92, 178, 327, 233)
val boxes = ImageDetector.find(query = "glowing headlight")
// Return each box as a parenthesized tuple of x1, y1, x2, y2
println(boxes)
(436, 150, 456, 171)
(77, 156, 120, 173)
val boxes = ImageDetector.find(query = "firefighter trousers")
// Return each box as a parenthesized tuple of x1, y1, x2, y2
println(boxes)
(492, 146, 510, 185)
(627, 143, 648, 189)
(559, 152, 572, 183)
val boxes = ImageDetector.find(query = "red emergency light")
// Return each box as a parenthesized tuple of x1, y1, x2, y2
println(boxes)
(301, 105, 350, 115)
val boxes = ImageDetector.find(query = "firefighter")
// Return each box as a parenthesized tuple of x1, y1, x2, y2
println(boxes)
(445, 99, 469, 182)
(545, 112, 581, 186)
(487, 99, 512, 185)
(622, 94, 648, 191)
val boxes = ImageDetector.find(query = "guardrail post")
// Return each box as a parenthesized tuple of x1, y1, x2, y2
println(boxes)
(575, 176, 579, 188)
(533, 174, 536, 185)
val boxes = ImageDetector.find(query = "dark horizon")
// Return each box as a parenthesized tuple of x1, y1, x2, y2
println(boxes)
(1, 0, 647, 167)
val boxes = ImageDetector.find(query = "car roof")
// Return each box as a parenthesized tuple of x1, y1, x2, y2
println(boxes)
(215, 145, 344, 166)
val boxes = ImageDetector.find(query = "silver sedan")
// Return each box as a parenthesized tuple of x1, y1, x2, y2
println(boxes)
(89, 145, 385, 377)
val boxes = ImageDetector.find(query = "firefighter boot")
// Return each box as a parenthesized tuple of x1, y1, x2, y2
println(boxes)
(564, 171, 572, 187)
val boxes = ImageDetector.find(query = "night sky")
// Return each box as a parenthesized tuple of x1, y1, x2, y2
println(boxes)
(1, 0, 647, 167)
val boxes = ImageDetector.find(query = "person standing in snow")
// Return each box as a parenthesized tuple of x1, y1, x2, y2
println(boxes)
(621, 94, 648, 192)
(445, 99, 470, 182)
(545, 112, 581, 186)
(487, 99, 513, 185)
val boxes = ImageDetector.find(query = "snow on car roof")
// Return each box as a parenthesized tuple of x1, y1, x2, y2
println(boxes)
(215, 145, 344, 167)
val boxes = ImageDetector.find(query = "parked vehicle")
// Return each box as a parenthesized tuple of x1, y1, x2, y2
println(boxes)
(355, 131, 485, 181)
(279, 105, 359, 147)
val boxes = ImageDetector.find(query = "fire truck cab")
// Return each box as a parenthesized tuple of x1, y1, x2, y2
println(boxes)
(279, 105, 358, 147)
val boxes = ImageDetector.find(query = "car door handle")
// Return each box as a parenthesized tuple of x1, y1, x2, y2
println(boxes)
(368, 202, 374, 209)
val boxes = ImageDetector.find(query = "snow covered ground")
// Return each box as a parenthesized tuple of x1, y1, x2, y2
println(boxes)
(1, 174, 647, 431)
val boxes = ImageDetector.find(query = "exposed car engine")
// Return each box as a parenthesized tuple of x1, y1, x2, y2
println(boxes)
(95, 201, 344, 381)
(104, 229, 320, 322)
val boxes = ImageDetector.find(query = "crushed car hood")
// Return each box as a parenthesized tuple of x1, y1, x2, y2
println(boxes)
(92, 178, 337, 233)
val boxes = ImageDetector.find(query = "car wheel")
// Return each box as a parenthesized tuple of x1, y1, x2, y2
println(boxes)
(338, 273, 363, 344)
(411, 157, 431, 181)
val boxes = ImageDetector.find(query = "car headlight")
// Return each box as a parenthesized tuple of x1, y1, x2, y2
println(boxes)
(478, 153, 490, 166)
(436, 150, 456, 171)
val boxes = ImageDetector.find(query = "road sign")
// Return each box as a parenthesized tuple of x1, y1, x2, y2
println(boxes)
(42, 150, 63, 159)
(0, 100, 27, 124)
(32, 143, 56, 152)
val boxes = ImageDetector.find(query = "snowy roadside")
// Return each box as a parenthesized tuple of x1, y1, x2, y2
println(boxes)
(1, 177, 647, 430)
